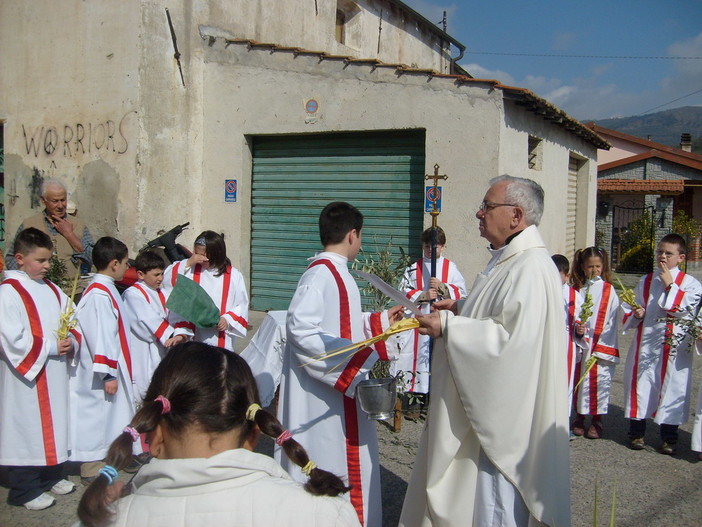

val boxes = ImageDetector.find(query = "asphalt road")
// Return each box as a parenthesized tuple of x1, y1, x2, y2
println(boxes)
(2, 306, 701, 527)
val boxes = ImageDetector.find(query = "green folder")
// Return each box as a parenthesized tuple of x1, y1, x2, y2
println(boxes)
(165, 274, 220, 328)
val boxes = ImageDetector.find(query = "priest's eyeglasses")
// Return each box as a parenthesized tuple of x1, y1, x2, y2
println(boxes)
(478, 200, 518, 213)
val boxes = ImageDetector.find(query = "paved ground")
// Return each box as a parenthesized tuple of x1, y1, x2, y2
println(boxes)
(2, 279, 702, 526)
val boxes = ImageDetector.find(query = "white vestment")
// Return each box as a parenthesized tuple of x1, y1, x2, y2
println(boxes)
(162, 260, 249, 351)
(122, 282, 191, 399)
(574, 277, 620, 415)
(69, 274, 139, 461)
(391, 256, 466, 394)
(622, 268, 702, 424)
(276, 252, 399, 527)
(103, 449, 361, 527)
(0, 271, 77, 466)
(399, 225, 570, 527)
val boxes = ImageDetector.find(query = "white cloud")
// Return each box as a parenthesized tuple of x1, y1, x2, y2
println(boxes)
(552, 32, 577, 52)
(462, 63, 515, 85)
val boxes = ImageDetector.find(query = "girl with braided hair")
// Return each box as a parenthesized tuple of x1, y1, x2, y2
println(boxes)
(77, 341, 360, 527)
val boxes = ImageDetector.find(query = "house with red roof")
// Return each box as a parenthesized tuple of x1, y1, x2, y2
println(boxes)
(585, 123, 702, 269)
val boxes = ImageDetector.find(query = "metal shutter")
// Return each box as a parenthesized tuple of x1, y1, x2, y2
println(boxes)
(566, 156, 579, 259)
(251, 130, 426, 311)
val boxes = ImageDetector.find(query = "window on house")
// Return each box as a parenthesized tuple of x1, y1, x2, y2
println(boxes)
(336, 10, 346, 44)
(528, 136, 543, 170)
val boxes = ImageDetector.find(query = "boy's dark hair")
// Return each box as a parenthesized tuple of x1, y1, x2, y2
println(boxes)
(551, 254, 570, 275)
(420, 226, 447, 246)
(14, 227, 53, 255)
(194, 231, 231, 277)
(77, 342, 351, 527)
(134, 250, 166, 273)
(660, 233, 688, 255)
(92, 237, 128, 271)
(319, 202, 363, 246)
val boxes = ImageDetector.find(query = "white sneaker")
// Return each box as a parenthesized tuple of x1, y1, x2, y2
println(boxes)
(50, 479, 76, 495)
(23, 493, 55, 510)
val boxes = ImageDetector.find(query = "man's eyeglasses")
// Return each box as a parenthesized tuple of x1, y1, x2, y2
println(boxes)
(478, 200, 518, 213)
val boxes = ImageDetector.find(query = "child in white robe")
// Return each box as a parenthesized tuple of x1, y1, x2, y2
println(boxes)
(76, 342, 361, 527)
(621, 234, 702, 454)
(552, 254, 586, 423)
(162, 230, 248, 352)
(122, 250, 190, 400)
(571, 246, 620, 440)
(70, 237, 140, 464)
(0, 228, 78, 510)
(392, 226, 465, 404)
(277, 202, 403, 527)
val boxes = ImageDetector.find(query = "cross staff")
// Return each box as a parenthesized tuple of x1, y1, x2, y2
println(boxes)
(425, 164, 448, 280)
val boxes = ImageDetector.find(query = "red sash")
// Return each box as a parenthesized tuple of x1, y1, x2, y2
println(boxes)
(1, 279, 60, 465)
(83, 283, 133, 380)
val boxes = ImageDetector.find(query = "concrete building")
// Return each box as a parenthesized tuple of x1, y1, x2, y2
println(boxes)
(0, 0, 607, 310)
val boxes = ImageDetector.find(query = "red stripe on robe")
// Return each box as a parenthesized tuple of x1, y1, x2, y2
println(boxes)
(628, 273, 653, 417)
(83, 283, 133, 380)
(588, 282, 612, 414)
(1, 279, 59, 465)
(308, 259, 366, 525)
(657, 271, 687, 414)
(566, 287, 577, 387)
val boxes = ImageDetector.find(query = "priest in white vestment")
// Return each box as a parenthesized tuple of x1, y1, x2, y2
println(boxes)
(400, 175, 570, 527)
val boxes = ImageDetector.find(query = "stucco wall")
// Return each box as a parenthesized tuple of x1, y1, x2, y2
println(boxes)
(500, 101, 598, 256)
(0, 0, 141, 243)
(200, 0, 453, 73)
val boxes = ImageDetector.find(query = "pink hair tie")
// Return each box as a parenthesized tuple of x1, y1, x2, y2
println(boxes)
(155, 395, 171, 414)
(275, 429, 293, 446)
(123, 426, 139, 442)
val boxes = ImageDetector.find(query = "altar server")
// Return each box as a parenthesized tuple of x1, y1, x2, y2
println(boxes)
(162, 230, 248, 352)
(0, 228, 78, 509)
(70, 237, 140, 462)
(277, 202, 403, 526)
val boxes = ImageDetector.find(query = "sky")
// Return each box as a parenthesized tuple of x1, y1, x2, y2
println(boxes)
(402, 0, 702, 120)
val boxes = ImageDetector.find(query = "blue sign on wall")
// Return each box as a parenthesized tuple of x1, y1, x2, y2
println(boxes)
(425, 185, 442, 212)
(225, 179, 237, 203)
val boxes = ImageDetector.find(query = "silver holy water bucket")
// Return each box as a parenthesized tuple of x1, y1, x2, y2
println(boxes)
(356, 377, 397, 420)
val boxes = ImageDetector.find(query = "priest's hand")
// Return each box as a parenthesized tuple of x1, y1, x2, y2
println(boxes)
(217, 316, 229, 331)
(387, 305, 404, 324)
(417, 312, 442, 337)
(431, 298, 457, 314)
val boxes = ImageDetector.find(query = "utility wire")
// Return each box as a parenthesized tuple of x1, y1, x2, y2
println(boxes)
(642, 87, 702, 114)
(467, 51, 702, 60)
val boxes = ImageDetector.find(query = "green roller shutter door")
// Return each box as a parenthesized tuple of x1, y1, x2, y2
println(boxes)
(251, 130, 426, 311)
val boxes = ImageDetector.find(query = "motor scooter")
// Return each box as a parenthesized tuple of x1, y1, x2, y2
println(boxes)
(117, 222, 192, 290)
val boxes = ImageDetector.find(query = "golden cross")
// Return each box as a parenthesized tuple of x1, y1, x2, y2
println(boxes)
(424, 164, 448, 227)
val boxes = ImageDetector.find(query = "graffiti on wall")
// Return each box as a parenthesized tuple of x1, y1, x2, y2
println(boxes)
(21, 111, 137, 159)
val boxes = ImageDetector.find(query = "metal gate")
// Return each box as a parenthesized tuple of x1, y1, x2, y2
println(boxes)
(611, 203, 655, 273)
